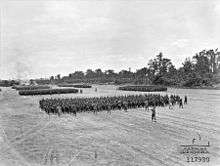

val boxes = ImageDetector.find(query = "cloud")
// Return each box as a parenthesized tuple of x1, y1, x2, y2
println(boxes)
(171, 39, 189, 48)
(1, 0, 220, 79)
(214, 1, 220, 16)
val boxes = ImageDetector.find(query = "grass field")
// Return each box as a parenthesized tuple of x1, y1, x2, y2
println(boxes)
(0, 85, 220, 166)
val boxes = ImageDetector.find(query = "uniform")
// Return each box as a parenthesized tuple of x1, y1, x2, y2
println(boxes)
(151, 106, 156, 122)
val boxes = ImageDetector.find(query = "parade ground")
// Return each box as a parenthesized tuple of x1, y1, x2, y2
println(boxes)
(0, 85, 220, 166)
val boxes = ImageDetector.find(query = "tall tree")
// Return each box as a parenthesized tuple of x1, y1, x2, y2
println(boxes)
(50, 76, 54, 81)
(197, 49, 220, 73)
(193, 53, 210, 75)
(69, 71, 84, 79)
(85, 69, 95, 78)
(148, 52, 173, 84)
(56, 74, 61, 80)
(104, 70, 115, 77)
(95, 69, 103, 77)
(119, 70, 133, 78)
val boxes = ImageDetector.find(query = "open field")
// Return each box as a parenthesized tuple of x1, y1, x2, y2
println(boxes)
(0, 85, 220, 166)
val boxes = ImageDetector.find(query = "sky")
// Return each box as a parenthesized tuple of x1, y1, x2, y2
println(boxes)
(1, 0, 220, 79)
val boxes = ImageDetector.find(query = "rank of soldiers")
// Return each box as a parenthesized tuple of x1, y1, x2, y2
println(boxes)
(57, 84, 92, 88)
(12, 85, 50, 91)
(19, 88, 79, 96)
(118, 85, 167, 92)
(39, 94, 184, 116)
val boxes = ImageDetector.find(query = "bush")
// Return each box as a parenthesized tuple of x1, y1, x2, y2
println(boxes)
(57, 84, 92, 88)
(118, 85, 167, 92)
(19, 88, 78, 96)
(12, 85, 50, 90)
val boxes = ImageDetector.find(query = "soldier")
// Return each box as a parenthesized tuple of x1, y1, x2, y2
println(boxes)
(57, 105, 62, 117)
(117, 100, 122, 110)
(123, 101, 128, 112)
(171, 96, 175, 106)
(93, 103, 98, 114)
(179, 99, 183, 109)
(151, 105, 156, 122)
(107, 103, 111, 114)
(144, 100, 149, 111)
(72, 105, 77, 116)
(184, 95, 187, 104)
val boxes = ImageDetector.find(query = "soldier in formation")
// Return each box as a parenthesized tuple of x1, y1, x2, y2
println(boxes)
(39, 94, 187, 118)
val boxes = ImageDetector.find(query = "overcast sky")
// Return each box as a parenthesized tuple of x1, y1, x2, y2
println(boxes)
(1, 0, 220, 79)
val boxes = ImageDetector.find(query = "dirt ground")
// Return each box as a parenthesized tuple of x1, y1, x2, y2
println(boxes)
(0, 85, 220, 166)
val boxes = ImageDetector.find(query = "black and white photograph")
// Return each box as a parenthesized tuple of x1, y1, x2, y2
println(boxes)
(0, 0, 220, 165)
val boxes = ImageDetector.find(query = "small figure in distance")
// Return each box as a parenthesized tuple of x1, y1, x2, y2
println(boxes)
(95, 88, 97, 92)
(169, 97, 173, 109)
(93, 103, 98, 115)
(144, 100, 149, 111)
(80, 89, 83, 93)
(57, 105, 62, 117)
(107, 103, 111, 114)
(123, 101, 128, 112)
(179, 98, 183, 109)
(72, 105, 77, 116)
(184, 95, 187, 104)
(151, 105, 156, 122)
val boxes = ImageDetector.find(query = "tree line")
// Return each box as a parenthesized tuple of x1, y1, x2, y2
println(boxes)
(38, 48, 220, 87)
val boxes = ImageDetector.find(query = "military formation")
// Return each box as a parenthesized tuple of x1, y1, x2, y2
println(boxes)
(118, 85, 167, 92)
(57, 84, 92, 88)
(19, 88, 78, 96)
(39, 94, 187, 117)
(12, 85, 50, 90)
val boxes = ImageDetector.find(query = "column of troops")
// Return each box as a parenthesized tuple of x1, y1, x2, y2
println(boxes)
(39, 94, 187, 116)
